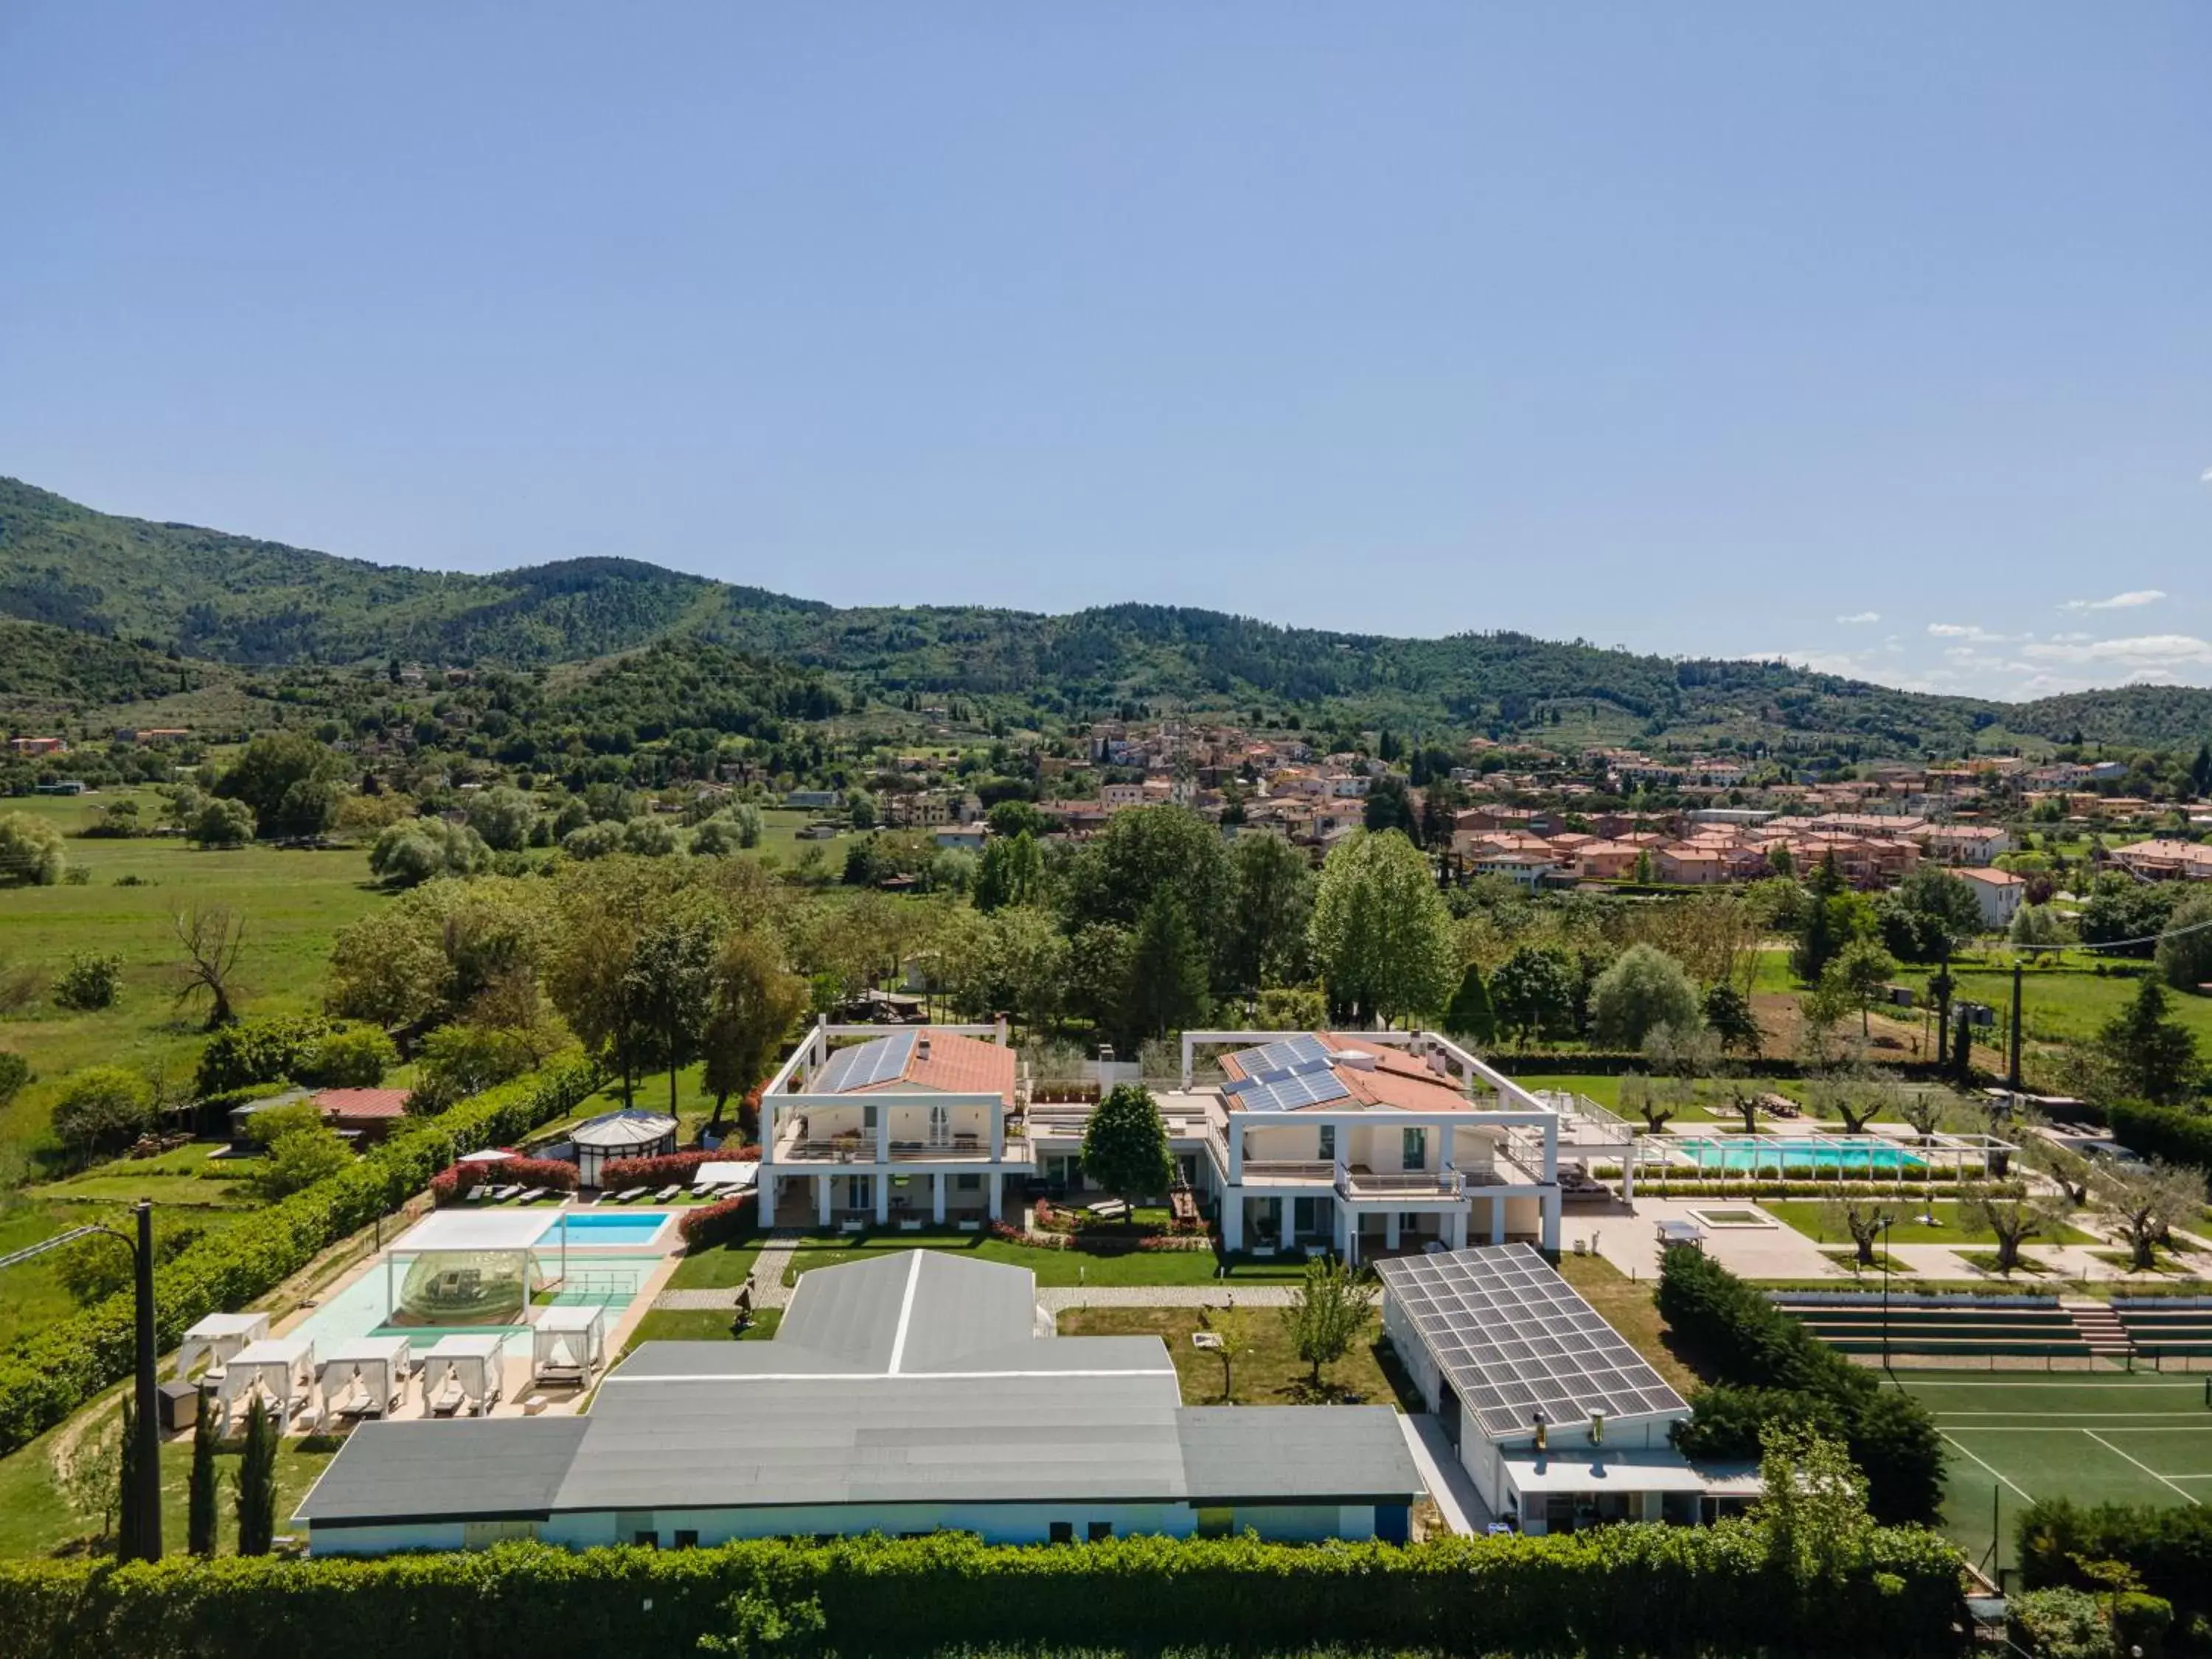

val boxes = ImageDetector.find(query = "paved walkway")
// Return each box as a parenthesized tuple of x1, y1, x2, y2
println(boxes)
(1399, 1412, 1492, 1536)
(654, 1287, 745, 1310)
(747, 1229, 807, 1309)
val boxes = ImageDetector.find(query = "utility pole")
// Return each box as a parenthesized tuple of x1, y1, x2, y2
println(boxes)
(2007, 961, 2025, 1095)
(0, 1199, 163, 1560)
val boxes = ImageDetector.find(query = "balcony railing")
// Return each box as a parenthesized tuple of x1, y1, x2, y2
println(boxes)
(1237, 1159, 1336, 1183)
(773, 1135, 1029, 1165)
(1337, 1167, 1466, 1200)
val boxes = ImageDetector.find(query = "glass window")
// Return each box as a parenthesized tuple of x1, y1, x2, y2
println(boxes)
(633, 1531, 659, 1549)
(956, 1172, 981, 1191)
(1087, 1521, 1113, 1542)
(672, 1530, 699, 1550)
(1318, 1124, 1335, 1161)
(1402, 1128, 1426, 1171)
(1048, 1522, 1074, 1545)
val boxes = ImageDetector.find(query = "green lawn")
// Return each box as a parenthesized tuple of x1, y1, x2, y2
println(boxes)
(778, 1229, 1307, 1288)
(1761, 1200, 2098, 1248)
(0, 790, 387, 1161)
(1057, 1307, 1413, 1409)
(0, 1412, 335, 1559)
(666, 1242, 764, 1290)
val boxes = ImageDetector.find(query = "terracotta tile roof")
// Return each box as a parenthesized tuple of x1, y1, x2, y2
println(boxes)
(1224, 1034, 1469, 1113)
(314, 1088, 412, 1121)
(851, 1031, 1017, 1104)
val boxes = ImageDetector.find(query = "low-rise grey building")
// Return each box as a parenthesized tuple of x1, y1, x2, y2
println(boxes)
(296, 1251, 1421, 1554)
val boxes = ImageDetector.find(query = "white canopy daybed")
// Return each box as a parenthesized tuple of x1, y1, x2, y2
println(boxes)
(420, 1332, 506, 1417)
(692, 1161, 759, 1193)
(530, 1304, 608, 1387)
(175, 1312, 269, 1382)
(315, 1335, 414, 1422)
(215, 1335, 316, 1427)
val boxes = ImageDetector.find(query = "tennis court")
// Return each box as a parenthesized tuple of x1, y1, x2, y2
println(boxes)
(1891, 1371, 2212, 1579)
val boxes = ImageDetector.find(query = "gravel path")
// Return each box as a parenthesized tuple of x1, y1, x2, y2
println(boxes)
(653, 1287, 745, 1310)
(745, 1230, 807, 1309)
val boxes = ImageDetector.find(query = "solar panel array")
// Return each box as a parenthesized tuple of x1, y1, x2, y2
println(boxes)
(814, 1030, 917, 1095)
(1228, 1034, 1333, 1075)
(1377, 1245, 1686, 1439)
(1223, 1057, 1352, 1113)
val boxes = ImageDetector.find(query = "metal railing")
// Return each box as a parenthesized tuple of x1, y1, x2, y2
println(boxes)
(1337, 1168, 1466, 1199)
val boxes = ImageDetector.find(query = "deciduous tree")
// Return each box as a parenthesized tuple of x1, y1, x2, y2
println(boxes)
(1280, 1258, 1380, 1391)
(1307, 830, 1455, 1028)
(1079, 1084, 1174, 1211)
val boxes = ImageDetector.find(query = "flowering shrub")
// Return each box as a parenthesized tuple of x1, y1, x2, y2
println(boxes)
(679, 1191, 757, 1250)
(988, 1218, 1212, 1254)
(430, 1156, 578, 1206)
(601, 1147, 759, 1191)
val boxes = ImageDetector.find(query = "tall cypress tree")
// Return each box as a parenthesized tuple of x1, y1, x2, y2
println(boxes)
(114, 1397, 144, 1562)
(235, 1397, 278, 1557)
(187, 1399, 220, 1557)
(1443, 963, 1498, 1044)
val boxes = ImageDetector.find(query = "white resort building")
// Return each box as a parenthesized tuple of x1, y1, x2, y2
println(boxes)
(760, 1023, 1629, 1263)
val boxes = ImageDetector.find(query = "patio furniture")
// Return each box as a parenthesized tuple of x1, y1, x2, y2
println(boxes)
(217, 1336, 316, 1429)
(490, 1184, 522, 1202)
(175, 1312, 269, 1384)
(515, 1187, 546, 1205)
(653, 1184, 683, 1202)
(315, 1335, 412, 1421)
(531, 1306, 607, 1388)
(420, 1333, 504, 1417)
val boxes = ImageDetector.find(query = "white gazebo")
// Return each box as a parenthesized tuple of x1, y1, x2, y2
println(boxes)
(531, 1304, 608, 1388)
(571, 1110, 678, 1188)
(315, 1335, 414, 1422)
(215, 1335, 316, 1427)
(175, 1312, 269, 1382)
(420, 1332, 506, 1416)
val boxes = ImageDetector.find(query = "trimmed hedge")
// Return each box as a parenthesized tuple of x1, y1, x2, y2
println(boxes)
(1658, 1244, 1945, 1525)
(602, 1147, 759, 1190)
(2107, 1100, 2212, 1177)
(2017, 1497, 2212, 1631)
(0, 1526, 1966, 1659)
(429, 1156, 579, 1204)
(0, 1057, 599, 1456)
(678, 1191, 758, 1250)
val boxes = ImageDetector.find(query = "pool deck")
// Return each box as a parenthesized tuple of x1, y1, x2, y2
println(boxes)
(260, 1207, 687, 1427)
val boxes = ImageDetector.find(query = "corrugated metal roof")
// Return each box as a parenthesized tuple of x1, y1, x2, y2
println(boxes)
(295, 1419, 590, 1523)
(1177, 1407, 1420, 1503)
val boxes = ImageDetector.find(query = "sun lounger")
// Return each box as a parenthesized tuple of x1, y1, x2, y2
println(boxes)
(653, 1185, 682, 1203)
(613, 1187, 647, 1205)
(465, 1184, 489, 1203)
(515, 1187, 546, 1204)
(428, 1375, 467, 1416)
(490, 1184, 523, 1202)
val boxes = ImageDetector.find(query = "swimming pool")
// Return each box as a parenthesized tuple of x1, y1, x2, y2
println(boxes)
(535, 1210, 672, 1248)
(1665, 1137, 1928, 1175)
(288, 1252, 656, 1358)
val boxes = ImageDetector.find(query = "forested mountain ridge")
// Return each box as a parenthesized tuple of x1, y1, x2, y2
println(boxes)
(5, 474, 2208, 754)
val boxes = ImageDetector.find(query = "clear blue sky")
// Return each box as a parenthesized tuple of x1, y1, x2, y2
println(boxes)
(4, 4, 2206, 699)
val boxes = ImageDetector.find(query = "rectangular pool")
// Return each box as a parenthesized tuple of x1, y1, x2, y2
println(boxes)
(535, 1210, 673, 1248)
(1673, 1137, 1927, 1175)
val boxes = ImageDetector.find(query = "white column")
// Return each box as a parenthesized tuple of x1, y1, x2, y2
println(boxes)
(1621, 1144, 1635, 1201)
(990, 1100, 1004, 1161)
(1385, 1211, 1401, 1251)
(815, 1175, 832, 1228)
(1447, 1208, 1468, 1250)
(875, 1110, 891, 1164)
(874, 1175, 890, 1225)
(1228, 1121, 1244, 1183)
(1540, 1189, 1562, 1256)
(932, 1173, 946, 1224)
(1223, 1197, 1244, 1251)
(987, 1172, 1003, 1222)
(1491, 1196, 1506, 1245)
(1540, 1118, 1559, 1182)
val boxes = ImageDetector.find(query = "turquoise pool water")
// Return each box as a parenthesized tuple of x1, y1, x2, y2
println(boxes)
(1672, 1137, 1927, 1174)
(535, 1210, 672, 1247)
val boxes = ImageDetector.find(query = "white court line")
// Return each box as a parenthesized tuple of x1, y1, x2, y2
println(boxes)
(1941, 1432, 2034, 1504)
(1935, 1426, 2212, 1433)
(1934, 1413, 2212, 1420)
(886, 1248, 922, 1376)
(2087, 1432, 2204, 1507)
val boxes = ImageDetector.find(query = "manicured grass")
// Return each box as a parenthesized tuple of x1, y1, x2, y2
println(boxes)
(622, 1304, 782, 1352)
(0, 790, 387, 1161)
(1816, 1248, 1913, 1278)
(27, 1171, 259, 1210)
(1557, 1251, 1707, 1396)
(1056, 1307, 1411, 1409)
(1761, 1200, 2098, 1248)
(0, 1413, 335, 1559)
(778, 1229, 1305, 1288)
(666, 1242, 764, 1290)
(1953, 1250, 2054, 1277)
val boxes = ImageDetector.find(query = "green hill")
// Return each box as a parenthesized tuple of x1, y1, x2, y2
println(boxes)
(4, 475, 2207, 756)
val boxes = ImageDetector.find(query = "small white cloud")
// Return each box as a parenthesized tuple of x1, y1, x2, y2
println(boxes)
(2062, 589, 2167, 612)
(2020, 633, 2212, 670)
(1927, 622, 2010, 642)
(1835, 611, 1881, 625)
(2200, 465, 2212, 483)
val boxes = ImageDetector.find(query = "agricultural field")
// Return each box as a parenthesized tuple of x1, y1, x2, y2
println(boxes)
(0, 788, 386, 1158)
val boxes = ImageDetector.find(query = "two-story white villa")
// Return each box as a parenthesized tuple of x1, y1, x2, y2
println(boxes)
(765, 1025, 1610, 1265)
(757, 1023, 1027, 1229)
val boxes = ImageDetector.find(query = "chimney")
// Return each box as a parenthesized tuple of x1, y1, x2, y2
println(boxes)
(916, 1036, 932, 1065)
